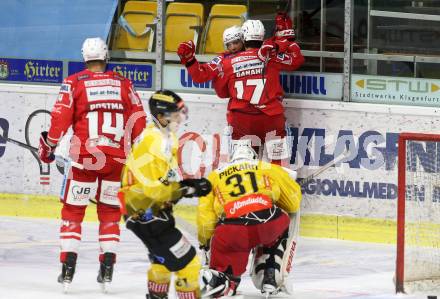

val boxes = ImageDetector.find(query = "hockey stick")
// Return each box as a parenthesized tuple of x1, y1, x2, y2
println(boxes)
(4, 135, 84, 170)
(297, 147, 351, 187)
(5, 134, 110, 206)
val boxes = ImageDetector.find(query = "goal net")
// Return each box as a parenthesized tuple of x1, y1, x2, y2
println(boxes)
(396, 133, 440, 293)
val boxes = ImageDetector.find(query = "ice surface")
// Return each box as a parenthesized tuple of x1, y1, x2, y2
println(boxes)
(0, 217, 433, 299)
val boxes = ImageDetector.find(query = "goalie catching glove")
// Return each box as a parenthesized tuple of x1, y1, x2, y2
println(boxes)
(38, 131, 56, 163)
(180, 178, 212, 198)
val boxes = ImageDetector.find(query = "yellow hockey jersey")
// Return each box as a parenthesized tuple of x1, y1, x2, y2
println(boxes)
(197, 160, 302, 246)
(119, 123, 183, 216)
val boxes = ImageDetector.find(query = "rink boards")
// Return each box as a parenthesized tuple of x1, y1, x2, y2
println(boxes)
(2, 83, 440, 244)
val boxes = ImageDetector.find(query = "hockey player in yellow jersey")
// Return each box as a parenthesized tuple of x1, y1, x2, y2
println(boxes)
(118, 90, 212, 299)
(197, 141, 302, 298)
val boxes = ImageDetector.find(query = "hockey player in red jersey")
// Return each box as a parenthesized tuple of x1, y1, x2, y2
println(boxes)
(214, 18, 304, 167)
(38, 37, 146, 291)
(177, 25, 244, 84)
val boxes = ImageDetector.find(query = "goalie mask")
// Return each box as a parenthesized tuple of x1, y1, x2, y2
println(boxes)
(230, 140, 257, 162)
(81, 37, 108, 62)
(149, 90, 188, 131)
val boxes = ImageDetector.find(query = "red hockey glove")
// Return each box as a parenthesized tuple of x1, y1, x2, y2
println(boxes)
(177, 40, 196, 66)
(257, 39, 278, 62)
(275, 12, 296, 40)
(38, 131, 56, 163)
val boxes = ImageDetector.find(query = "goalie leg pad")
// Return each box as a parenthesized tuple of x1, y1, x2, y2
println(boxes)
(251, 230, 288, 292)
(250, 246, 267, 291)
(278, 213, 300, 294)
(252, 212, 300, 294)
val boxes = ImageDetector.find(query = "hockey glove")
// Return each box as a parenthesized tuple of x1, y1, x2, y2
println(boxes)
(257, 39, 279, 62)
(177, 41, 196, 66)
(275, 12, 296, 41)
(38, 131, 56, 164)
(180, 178, 212, 197)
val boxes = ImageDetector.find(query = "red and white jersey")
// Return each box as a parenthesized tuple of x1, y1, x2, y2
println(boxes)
(214, 44, 304, 116)
(47, 69, 147, 158)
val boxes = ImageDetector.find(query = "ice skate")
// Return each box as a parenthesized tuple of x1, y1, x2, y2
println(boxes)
(57, 252, 77, 293)
(261, 267, 279, 297)
(97, 252, 115, 293)
(146, 293, 169, 299)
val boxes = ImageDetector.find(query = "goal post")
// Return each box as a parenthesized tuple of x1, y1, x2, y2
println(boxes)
(396, 132, 440, 293)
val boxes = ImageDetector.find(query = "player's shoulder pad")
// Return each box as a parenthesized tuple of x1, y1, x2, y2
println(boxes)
(60, 75, 77, 91)
(59, 81, 72, 94)
(210, 55, 224, 65)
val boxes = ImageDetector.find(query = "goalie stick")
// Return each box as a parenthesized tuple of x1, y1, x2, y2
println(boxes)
(297, 147, 352, 187)
(274, 147, 352, 295)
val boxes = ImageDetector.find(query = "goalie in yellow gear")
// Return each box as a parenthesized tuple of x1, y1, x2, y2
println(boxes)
(197, 140, 302, 297)
(118, 90, 212, 299)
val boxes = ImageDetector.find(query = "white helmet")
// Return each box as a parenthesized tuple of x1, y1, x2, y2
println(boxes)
(230, 140, 257, 162)
(81, 37, 108, 62)
(223, 25, 244, 49)
(241, 20, 265, 42)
